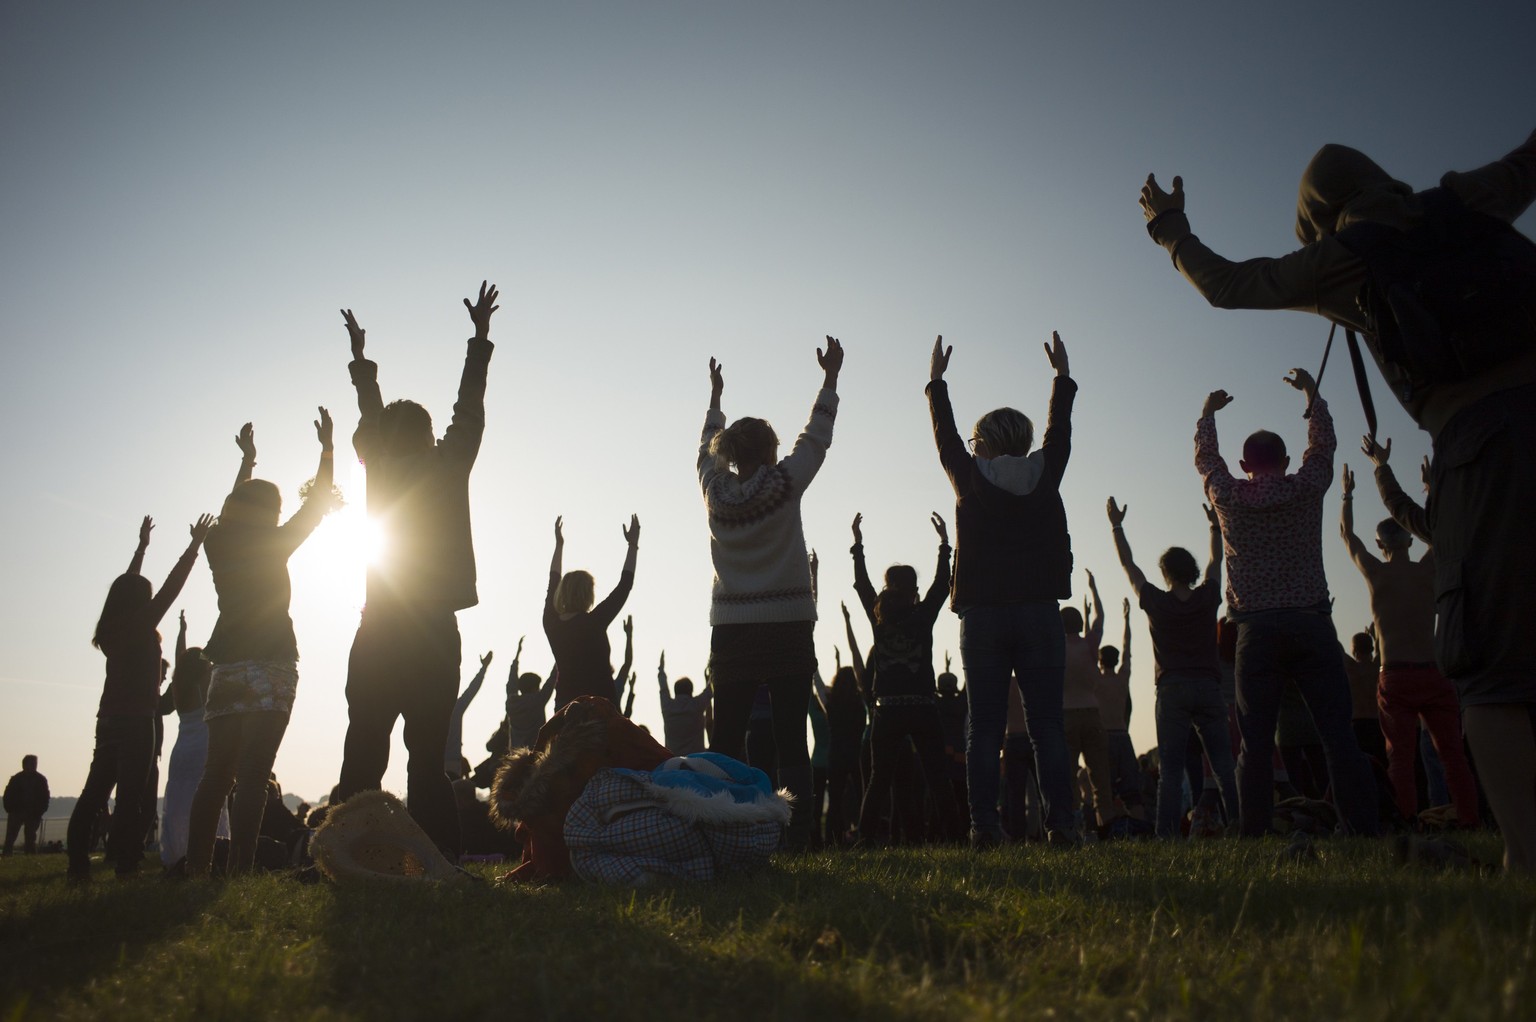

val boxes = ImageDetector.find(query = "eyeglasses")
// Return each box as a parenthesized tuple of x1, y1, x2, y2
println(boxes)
(967, 436, 985, 453)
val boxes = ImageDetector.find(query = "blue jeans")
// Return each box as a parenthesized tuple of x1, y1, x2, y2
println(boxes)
(959, 603, 1071, 840)
(1154, 673, 1238, 838)
(1234, 611, 1380, 837)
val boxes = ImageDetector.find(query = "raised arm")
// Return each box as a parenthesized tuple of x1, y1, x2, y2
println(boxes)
(233, 423, 256, 493)
(279, 408, 338, 553)
(458, 650, 492, 711)
(840, 603, 870, 697)
(341, 308, 382, 464)
(170, 610, 192, 707)
(544, 517, 564, 621)
(1364, 436, 1432, 544)
(779, 337, 842, 491)
(1106, 498, 1148, 593)
(1286, 369, 1335, 491)
(849, 514, 877, 620)
(440, 280, 500, 467)
(1085, 570, 1105, 646)
(614, 615, 634, 702)
(698, 357, 728, 492)
(1195, 390, 1237, 504)
(812, 664, 831, 712)
(622, 673, 636, 719)
(1202, 503, 1224, 584)
(1120, 598, 1131, 679)
(128, 516, 153, 576)
(1038, 332, 1078, 488)
(1338, 463, 1380, 575)
(592, 518, 640, 627)
(922, 513, 953, 616)
(926, 335, 972, 490)
(657, 650, 672, 709)
(148, 515, 213, 624)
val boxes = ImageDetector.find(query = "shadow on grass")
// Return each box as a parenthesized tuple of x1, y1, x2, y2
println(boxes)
(0, 859, 221, 1016)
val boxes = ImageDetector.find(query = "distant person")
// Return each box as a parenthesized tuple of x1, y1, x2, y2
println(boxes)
(1060, 572, 1124, 839)
(1141, 127, 1536, 869)
(843, 511, 965, 845)
(544, 516, 639, 708)
(3, 755, 49, 855)
(333, 282, 501, 858)
(1340, 459, 1480, 827)
(935, 655, 968, 811)
(1342, 629, 1387, 770)
(69, 513, 212, 880)
(814, 663, 866, 848)
(1194, 372, 1378, 836)
(504, 638, 557, 752)
(186, 411, 337, 878)
(928, 332, 1077, 848)
(699, 338, 843, 850)
(1097, 597, 1144, 822)
(1109, 493, 1245, 837)
(160, 611, 228, 867)
(658, 651, 712, 755)
(445, 651, 493, 778)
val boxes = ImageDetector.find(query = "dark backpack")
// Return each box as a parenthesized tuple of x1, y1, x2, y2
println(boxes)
(1332, 187, 1536, 424)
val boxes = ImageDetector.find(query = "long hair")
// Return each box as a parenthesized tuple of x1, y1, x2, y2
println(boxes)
(93, 573, 152, 650)
(709, 417, 778, 472)
(872, 564, 919, 625)
(554, 571, 595, 616)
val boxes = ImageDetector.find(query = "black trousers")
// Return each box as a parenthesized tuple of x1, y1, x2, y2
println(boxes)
(67, 715, 155, 876)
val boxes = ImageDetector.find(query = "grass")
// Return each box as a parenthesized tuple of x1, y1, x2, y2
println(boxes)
(2, 836, 1534, 1021)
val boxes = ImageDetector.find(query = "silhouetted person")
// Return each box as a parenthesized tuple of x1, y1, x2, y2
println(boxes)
(935, 656, 968, 811)
(700, 339, 843, 850)
(333, 282, 501, 858)
(1195, 373, 1377, 837)
(815, 663, 866, 848)
(1340, 460, 1480, 827)
(69, 513, 212, 880)
(1097, 598, 1144, 822)
(844, 512, 964, 844)
(1061, 574, 1124, 838)
(504, 638, 557, 751)
(545, 516, 639, 708)
(445, 651, 493, 778)
(160, 611, 228, 867)
(1141, 128, 1536, 870)
(3, 755, 49, 855)
(929, 332, 1077, 847)
(1108, 498, 1238, 837)
(657, 651, 712, 754)
(186, 412, 337, 877)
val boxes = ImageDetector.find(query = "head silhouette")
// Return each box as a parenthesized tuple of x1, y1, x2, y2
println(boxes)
(1159, 546, 1199, 588)
(874, 564, 919, 623)
(971, 407, 1034, 458)
(220, 478, 282, 527)
(1240, 431, 1289, 476)
(1099, 645, 1120, 671)
(675, 677, 695, 699)
(554, 571, 595, 616)
(516, 672, 542, 696)
(93, 573, 152, 649)
(380, 399, 434, 457)
(1060, 606, 1084, 636)
(710, 417, 779, 474)
(1376, 518, 1412, 552)
(22, 755, 37, 771)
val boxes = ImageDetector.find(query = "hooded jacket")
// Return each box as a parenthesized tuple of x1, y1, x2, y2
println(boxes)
(927, 376, 1076, 609)
(1149, 128, 1536, 438)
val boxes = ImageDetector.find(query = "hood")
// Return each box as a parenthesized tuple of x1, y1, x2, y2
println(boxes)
(976, 450, 1047, 495)
(1296, 143, 1419, 245)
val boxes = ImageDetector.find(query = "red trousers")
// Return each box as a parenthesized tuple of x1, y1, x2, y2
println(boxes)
(1378, 664, 1480, 826)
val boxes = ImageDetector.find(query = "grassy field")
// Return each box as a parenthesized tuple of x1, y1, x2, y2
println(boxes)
(2, 837, 1534, 1021)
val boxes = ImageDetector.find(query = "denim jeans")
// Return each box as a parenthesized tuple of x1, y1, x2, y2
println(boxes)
(1154, 673, 1237, 838)
(1234, 611, 1380, 836)
(959, 602, 1071, 840)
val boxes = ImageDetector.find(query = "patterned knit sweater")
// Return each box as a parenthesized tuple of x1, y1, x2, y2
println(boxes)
(699, 388, 838, 625)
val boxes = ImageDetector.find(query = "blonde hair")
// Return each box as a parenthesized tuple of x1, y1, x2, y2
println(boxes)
(709, 417, 779, 472)
(972, 407, 1033, 457)
(554, 571, 595, 615)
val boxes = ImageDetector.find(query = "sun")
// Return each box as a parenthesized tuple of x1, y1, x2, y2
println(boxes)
(287, 464, 382, 613)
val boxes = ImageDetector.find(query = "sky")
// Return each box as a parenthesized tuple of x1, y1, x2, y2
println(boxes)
(2, 1, 1532, 804)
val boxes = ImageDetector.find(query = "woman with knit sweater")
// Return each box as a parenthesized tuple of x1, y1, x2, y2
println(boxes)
(928, 332, 1077, 848)
(699, 338, 843, 850)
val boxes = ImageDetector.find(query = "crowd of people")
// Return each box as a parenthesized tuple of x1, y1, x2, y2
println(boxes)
(8, 124, 1533, 881)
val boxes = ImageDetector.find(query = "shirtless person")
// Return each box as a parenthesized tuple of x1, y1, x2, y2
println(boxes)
(1341, 458, 1480, 827)
(1096, 599, 1143, 821)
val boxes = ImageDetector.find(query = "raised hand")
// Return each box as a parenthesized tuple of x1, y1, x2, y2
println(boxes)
(944, 651, 951, 673)
(314, 407, 333, 450)
(1421, 455, 1431, 493)
(463, 280, 500, 341)
(340, 309, 366, 360)
(1106, 497, 1128, 528)
(515, 635, 525, 658)
(623, 614, 633, 638)
(1139, 173, 1185, 221)
(481, 650, 494, 668)
(708, 357, 724, 405)
(1202, 390, 1234, 417)
(138, 515, 155, 547)
(623, 514, 640, 547)
(178, 609, 187, 635)
(834, 645, 842, 670)
(190, 514, 215, 544)
(840, 600, 852, 622)
(659, 650, 665, 671)
(930, 334, 952, 382)
(931, 511, 948, 545)
(235, 423, 256, 462)
(1203, 503, 1219, 528)
(1341, 463, 1355, 497)
(1043, 331, 1069, 377)
(1284, 367, 1317, 404)
(1122, 597, 1130, 619)
(1361, 435, 1391, 468)
(851, 512, 864, 544)
(553, 516, 564, 545)
(817, 335, 844, 384)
